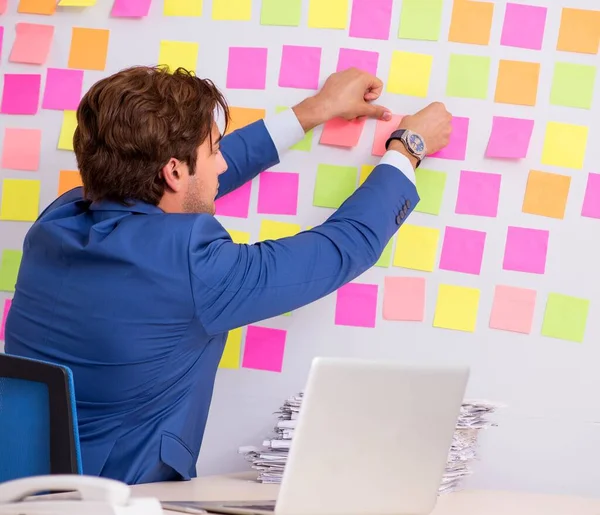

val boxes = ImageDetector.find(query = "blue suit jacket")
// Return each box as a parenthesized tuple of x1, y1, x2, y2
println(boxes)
(4, 119, 419, 484)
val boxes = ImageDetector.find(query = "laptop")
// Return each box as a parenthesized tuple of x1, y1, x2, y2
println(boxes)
(163, 357, 469, 515)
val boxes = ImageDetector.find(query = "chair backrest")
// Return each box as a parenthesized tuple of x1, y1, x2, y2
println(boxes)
(0, 353, 82, 482)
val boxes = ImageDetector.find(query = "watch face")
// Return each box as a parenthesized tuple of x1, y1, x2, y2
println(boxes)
(407, 133, 425, 154)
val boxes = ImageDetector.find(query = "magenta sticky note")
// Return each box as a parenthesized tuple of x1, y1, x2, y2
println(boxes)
(242, 325, 286, 372)
(503, 226, 549, 274)
(0, 27, 4, 60)
(0, 299, 11, 340)
(227, 47, 268, 90)
(257, 171, 299, 215)
(215, 181, 251, 218)
(430, 117, 469, 160)
(337, 48, 379, 75)
(279, 45, 321, 90)
(439, 226, 486, 275)
(501, 3, 547, 50)
(582, 173, 600, 219)
(349, 0, 393, 40)
(320, 117, 366, 148)
(1, 128, 42, 171)
(383, 276, 426, 322)
(42, 68, 84, 111)
(486, 116, 534, 159)
(1, 74, 41, 115)
(455, 170, 501, 217)
(111, 0, 152, 17)
(372, 115, 403, 156)
(9, 23, 54, 65)
(490, 285, 536, 334)
(335, 282, 378, 328)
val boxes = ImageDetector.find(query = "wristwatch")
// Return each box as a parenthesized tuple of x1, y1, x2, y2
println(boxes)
(385, 129, 426, 167)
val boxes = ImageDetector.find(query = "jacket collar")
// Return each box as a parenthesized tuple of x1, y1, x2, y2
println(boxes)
(88, 199, 164, 215)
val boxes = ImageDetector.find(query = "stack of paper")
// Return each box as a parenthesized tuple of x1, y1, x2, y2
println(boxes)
(239, 394, 500, 493)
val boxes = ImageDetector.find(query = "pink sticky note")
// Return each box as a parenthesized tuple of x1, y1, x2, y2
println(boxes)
(111, 0, 152, 16)
(9, 23, 54, 65)
(242, 325, 286, 372)
(503, 226, 549, 274)
(279, 45, 321, 90)
(439, 226, 486, 275)
(1, 74, 41, 115)
(383, 276, 425, 321)
(0, 27, 4, 60)
(215, 181, 251, 218)
(349, 0, 393, 40)
(0, 0, 6, 14)
(0, 299, 11, 340)
(227, 47, 268, 90)
(582, 173, 600, 219)
(320, 117, 366, 148)
(490, 285, 536, 334)
(372, 115, 403, 156)
(1, 128, 42, 171)
(42, 68, 84, 111)
(335, 282, 378, 328)
(486, 116, 534, 159)
(455, 170, 501, 217)
(257, 172, 299, 215)
(337, 48, 379, 75)
(501, 3, 547, 51)
(430, 117, 469, 161)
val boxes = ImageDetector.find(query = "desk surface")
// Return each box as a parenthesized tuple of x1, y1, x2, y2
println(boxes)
(131, 472, 600, 515)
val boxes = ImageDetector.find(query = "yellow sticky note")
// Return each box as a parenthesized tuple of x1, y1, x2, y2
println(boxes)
(164, 0, 202, 16)
(158, 40, 199, 73)
(219, 327, 242, 368)
(228, 229, 250, 244)
(58, 0, 96, 5)
(393, 224, 440, 272)
(308, 0, 348, 29)
(359, 165, 375, 186)
(541, 122, 588, 170)
(433, 284, 480, 332)
(212, 0, 251, 20)
(58, 111, 77, 151)
(1, 179, 41, 222)
(388, 51, 433, 97)
(259, 220, 301, 241)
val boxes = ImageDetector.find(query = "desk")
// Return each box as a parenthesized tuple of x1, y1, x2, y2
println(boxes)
(131, 472, 600, 515)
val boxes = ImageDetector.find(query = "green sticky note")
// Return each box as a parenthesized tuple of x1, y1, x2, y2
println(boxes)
(374, 238, 394, 268)
(276, 106, 313, 151)
(542, 293, 589, 343)
(313, 164, 357, 209)
(0, 250, 22, 292)
(282, 311, 292, 316)
(415, 169, 446, 215)
(398, 0, 443, 41)
(550, 62, 596, 110)
(261, 0, 301, 26)
(446, 54, 491, 99)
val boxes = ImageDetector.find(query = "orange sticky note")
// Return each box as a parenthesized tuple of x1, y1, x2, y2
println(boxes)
(448, 0, 494, 46)
(68, 28, 110, 71)
(522, 170, 571, 220)
(557, 8, 600, 55)
(58, 170, 83, 196)
(226, 107, 266, 134)
(495, 60, 540, 106)
(18, 0, 56, 14)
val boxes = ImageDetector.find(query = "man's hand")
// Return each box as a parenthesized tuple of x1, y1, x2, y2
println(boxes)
(398, 102, 452, 156)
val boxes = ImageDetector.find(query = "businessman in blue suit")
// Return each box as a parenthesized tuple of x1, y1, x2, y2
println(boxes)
(5, 66, 451, 484)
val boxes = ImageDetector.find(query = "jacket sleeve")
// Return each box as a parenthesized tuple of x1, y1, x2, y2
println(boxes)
(188, 163, 420, 335)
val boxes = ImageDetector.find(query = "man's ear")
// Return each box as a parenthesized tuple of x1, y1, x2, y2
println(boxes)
(161, 158, 183, 193)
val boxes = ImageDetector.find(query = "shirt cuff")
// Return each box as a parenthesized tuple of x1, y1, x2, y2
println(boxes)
(263, 108, 306, 157)
(378, 150, 416, 185)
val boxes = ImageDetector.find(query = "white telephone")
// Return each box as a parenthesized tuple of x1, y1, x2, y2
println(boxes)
(0, 474, 163, 515)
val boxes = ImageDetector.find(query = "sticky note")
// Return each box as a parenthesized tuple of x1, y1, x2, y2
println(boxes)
(242, 325, 286, 372)
(542, 293, 589, 343)
(58, 111, 78, 151)
(388, 51, 433, 97)
(446, 54, 491, 99)
(0, 74, 41, 115)
(374, 239, 394, 268)
(219, 328, 242, 369)
(337, 48, 379, 75)
(490, 285, 537, 334)
(501, 3, 547, 50)
(10, 23, 54, 65)
(276, 107, 313, 151)
(164, 0, 202, 16)
(212, 0, 251, 20)
(383, 276, 425, 322)
(0, 179, 41, 222)
(455, 170, 501, 218)
(430, 117, 469, 161)
(541, 122, 588, 170)
(215, 181, 251, 218)
(393, 224, 440, 272)
(359, 165, 375, 186)
(486, 117, 534, 159)
(0, 0, 6, 13)
(433, 284, 480, 332)
(158, 40, 199, 73)
(439, 226, 486, 275)
(495, 60, 540, 106)
(557, 8, 600, 55)
(414, 169, 446, 216)
(448, 0, 494, 46)
(503, 226, 549, 274)
(17, 0, 56, 14)
(227, 107, 265, 134)
(335, 283, 378, 328)
(0, 251, 22, 292)
(522, 170, 571, 220)
(228, 229, 251, 244)
(259, 220, 301, 241)
(42, 68, 84, 111)
(58, 0, 97, 5)
(69, 28, 110, 71)
(0, 299, 11, 341)
(0, 27, 3, 58)
(279, 45, 322, 90)
(582, 173, 600, 219)
(349, 0, 393, 40)
(260, 0, 301, 26)
(313, 164, 357, 209)
(308, 0, 348, 29)
(320, 118, 366, 148)
(1, 128, 42, 171)
(550, 63, 596, 110)
(111, 0, 151, 16)
(227, 47, 268, 89)
(372, 115, 403, 156)
(398, 0, 443, 41)
(58, 170, 83, 196)
(257, 172, 299, 216)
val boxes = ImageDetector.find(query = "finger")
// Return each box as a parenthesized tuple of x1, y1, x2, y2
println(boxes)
(360, 103, 391, 121)
(365, 76, 384, 99)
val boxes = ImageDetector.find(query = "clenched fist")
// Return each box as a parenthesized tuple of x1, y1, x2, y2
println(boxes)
(399, 102, 452, 156)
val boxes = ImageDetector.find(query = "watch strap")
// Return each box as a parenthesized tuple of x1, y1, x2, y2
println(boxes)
(385, 129, 421, 167)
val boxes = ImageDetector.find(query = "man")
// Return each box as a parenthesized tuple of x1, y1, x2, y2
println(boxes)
(5, 66, 451, 485)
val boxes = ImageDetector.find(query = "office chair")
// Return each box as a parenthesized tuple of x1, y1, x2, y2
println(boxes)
(0, 353, 83, 482)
